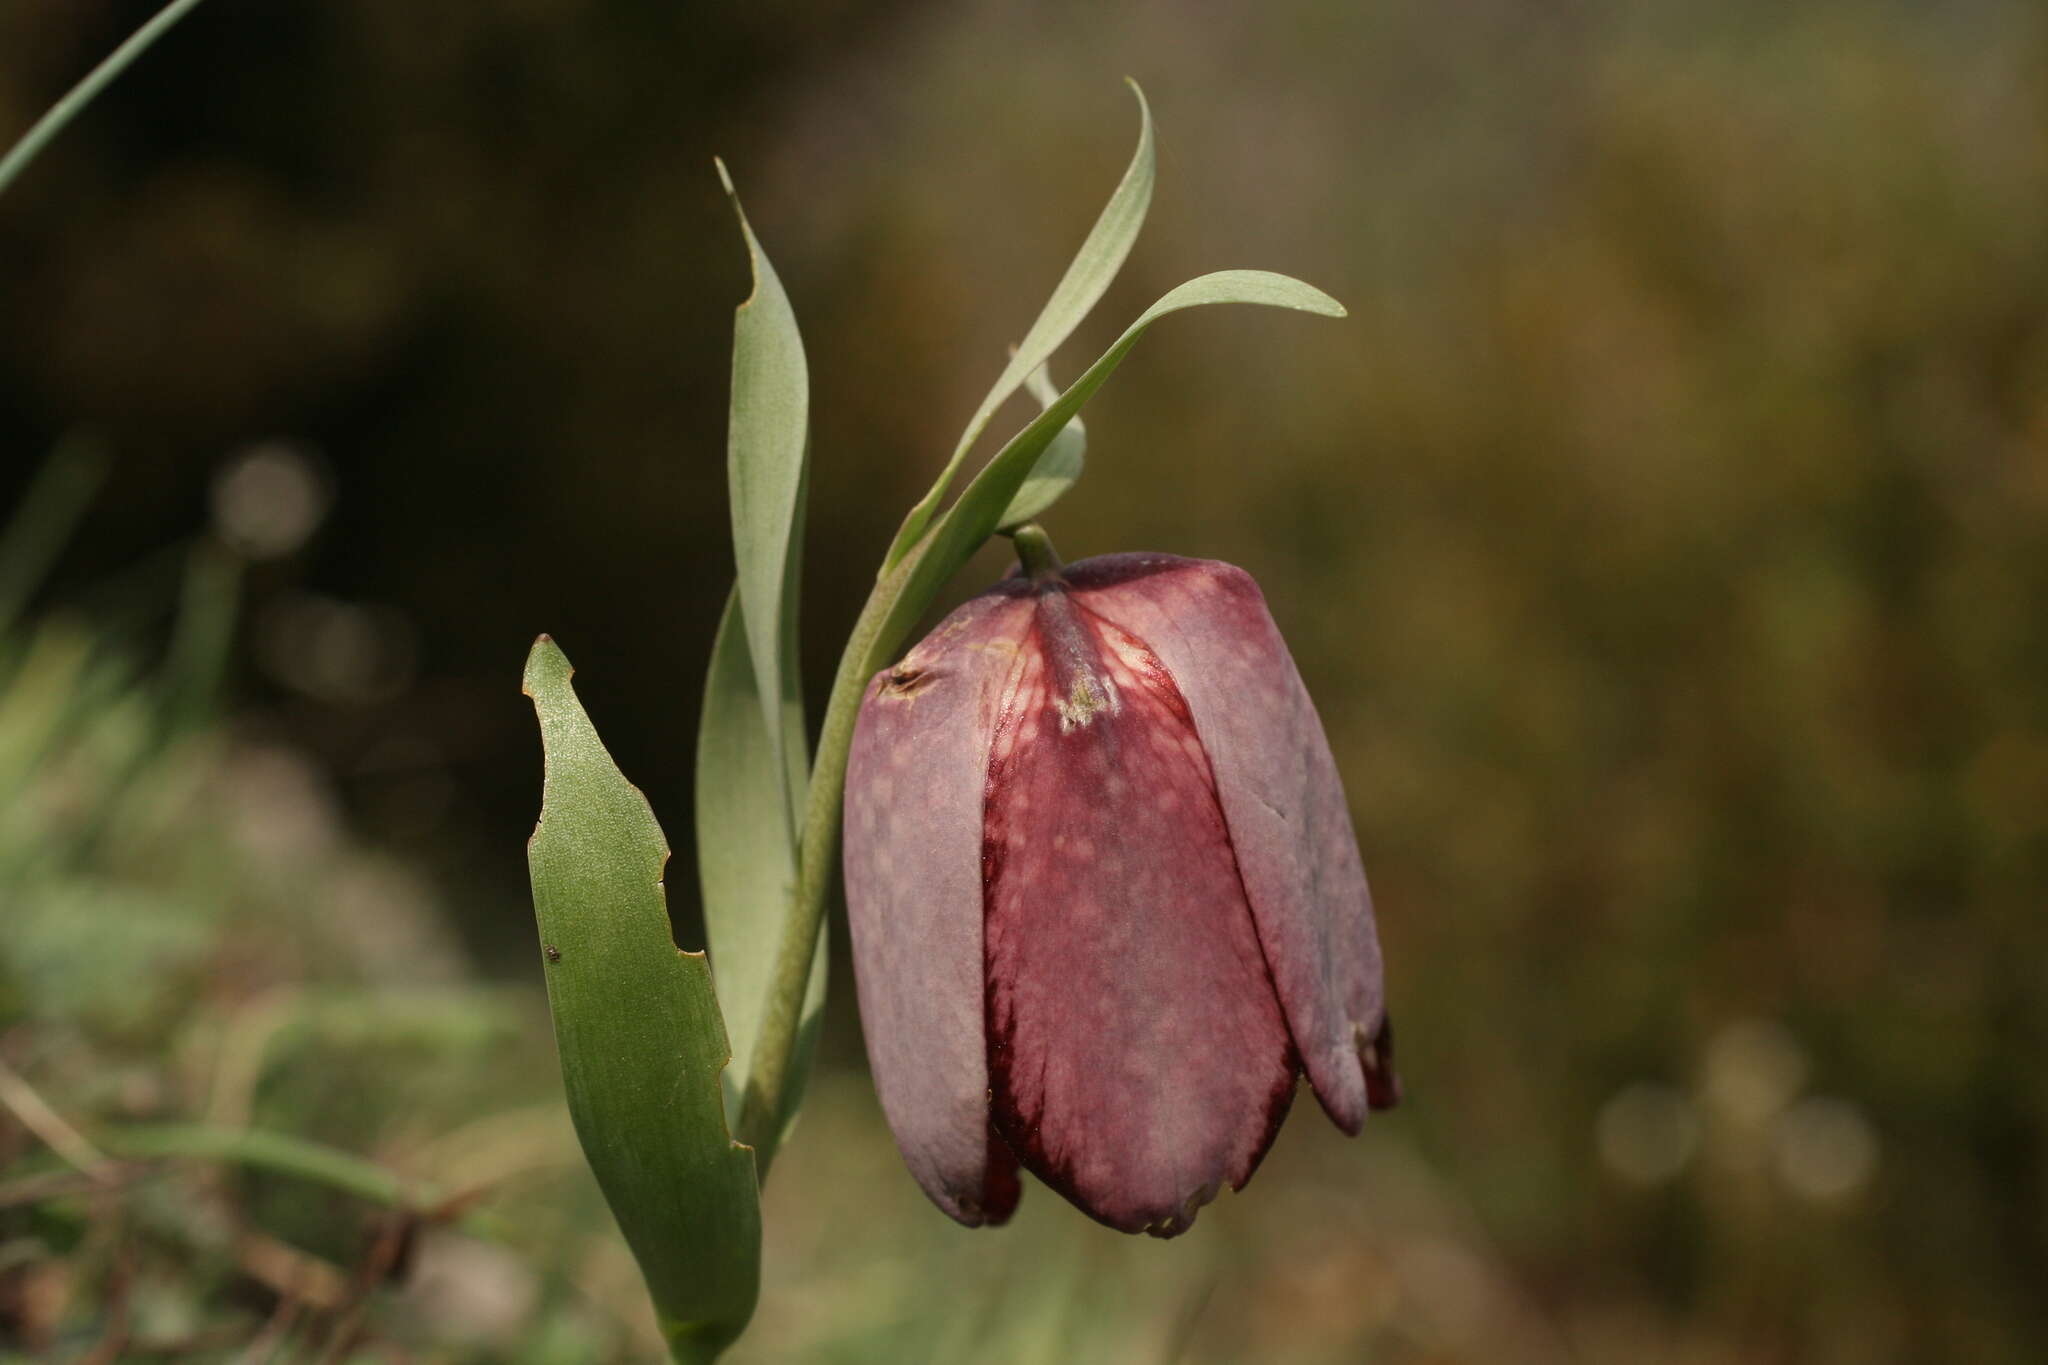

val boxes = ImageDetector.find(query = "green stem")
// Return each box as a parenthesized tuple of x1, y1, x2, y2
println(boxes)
(734, 535, 932, 1170)
(1009, 523, 1063, 582)
(0, 0, 212, 199)
(734, 523, 1059, 1171)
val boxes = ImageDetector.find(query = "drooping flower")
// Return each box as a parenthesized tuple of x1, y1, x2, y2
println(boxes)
(843, 545, 1396, 1237)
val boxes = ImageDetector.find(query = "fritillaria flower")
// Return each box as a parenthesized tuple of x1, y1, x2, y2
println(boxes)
(843, 537, 1396, 1237)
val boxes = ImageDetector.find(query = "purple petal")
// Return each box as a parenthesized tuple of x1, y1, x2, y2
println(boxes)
(843, 587, 1034, 1225)
(982, 587, 1298, 1236)
(1065, 555, 1395, 1134)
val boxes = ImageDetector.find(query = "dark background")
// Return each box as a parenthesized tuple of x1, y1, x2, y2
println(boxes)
(4, 1, 2045, 1359)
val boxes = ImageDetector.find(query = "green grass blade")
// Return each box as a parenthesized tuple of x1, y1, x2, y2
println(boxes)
(696, 590, 826, 1136)
(716, 161, 810, 847)
(0, 0, 211, 198)
(994, 361, 1087, 532)
(0, 437, 108, 639)
(162, 542, 241, 736)
(96, 1124, 433, 1210)
(883, 80, 1155, 568)
(524, 636, 760, 1363)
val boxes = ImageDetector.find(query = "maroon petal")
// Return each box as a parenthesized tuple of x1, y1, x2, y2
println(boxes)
(1065, 555, 1394, 1134)
(843, 587, 1034, 1225)
(982, 587, 1298, 1236)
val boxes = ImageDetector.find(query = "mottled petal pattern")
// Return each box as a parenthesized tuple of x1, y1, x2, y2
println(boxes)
(843, 587, 1033, 1224)
(982, 590, 1297, 1235)
(1065, 555, 1393, 1133)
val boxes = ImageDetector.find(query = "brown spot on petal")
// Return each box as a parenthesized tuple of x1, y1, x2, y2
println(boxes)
(881, 664, 934, 698)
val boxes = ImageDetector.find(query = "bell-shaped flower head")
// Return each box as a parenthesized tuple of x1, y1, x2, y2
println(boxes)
(843, 551, 1395, 1237)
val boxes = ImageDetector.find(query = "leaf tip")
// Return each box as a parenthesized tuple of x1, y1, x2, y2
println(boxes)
(1294, 282, 1349, 319)
(715, 159, 769, 305)
(522, 634, 571, 701)
(1122, 78, 1155, 157)
(1122, 76, 1151, 119)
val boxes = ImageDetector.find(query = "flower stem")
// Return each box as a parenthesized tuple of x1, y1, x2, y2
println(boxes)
(0, 0, 212, 199)
(732, 520, 1056, 1171)
(734, 533, 929, 1171)
(1009, 522, 1064, 582)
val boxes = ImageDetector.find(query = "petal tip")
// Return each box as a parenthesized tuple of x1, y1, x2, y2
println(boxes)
(1307, 1014, 1400, 1134)
(926, 1181, 1019, 1230)
(922, 1127, 1022, 1230)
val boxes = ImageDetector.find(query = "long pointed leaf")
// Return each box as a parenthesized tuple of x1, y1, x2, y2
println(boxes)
(884, 80, 1155, 568)
(696, 590, 827, 1135)
(524, 637, 759, 1363)
(717, 160, 810, 844)
(706, 163, 826, 1143)
(994, 361, 1087, 532)
(882, 270, 1346, 652)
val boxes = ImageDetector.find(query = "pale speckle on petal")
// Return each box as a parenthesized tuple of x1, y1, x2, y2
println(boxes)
(982, 577, 1298, 1236)
(1059, 550, 1392, 1140)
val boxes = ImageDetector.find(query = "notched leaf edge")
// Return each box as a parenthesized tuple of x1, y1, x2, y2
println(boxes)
(521, 632, 754, 1154)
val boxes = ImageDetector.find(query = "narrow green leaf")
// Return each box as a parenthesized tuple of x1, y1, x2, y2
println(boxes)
(706, 163, 827, 1148)
(716, 159, 810, 846)
(884, 80, 1155, 568)
(0, 0, 210, 198)
(882, 270, 1347, 652)
(524, 637, 759, 1364)
(771, 487, 827, 1152)
(994, 362, 1087, 532)
(775, 466, 809, 824)
(696, 589, 827, 1136)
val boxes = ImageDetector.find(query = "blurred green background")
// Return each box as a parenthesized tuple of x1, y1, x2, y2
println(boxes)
(4, 0, 2045, 1360)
